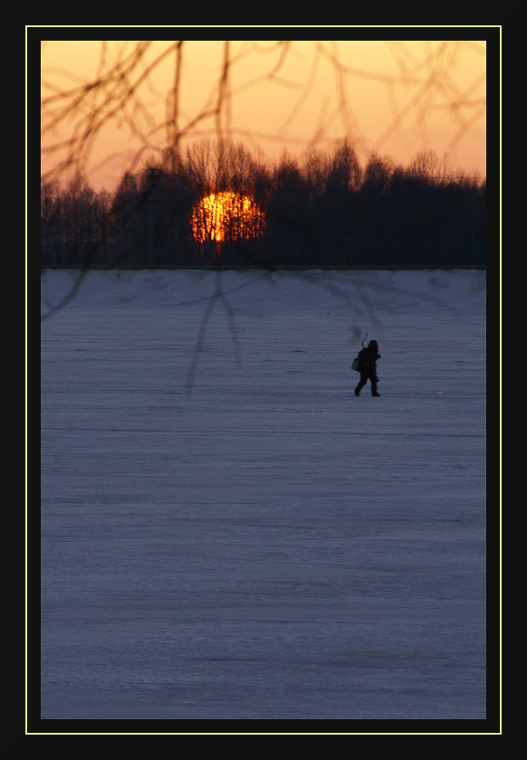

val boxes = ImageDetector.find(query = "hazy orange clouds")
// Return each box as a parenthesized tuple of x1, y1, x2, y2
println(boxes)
(40, 39, 487, 192)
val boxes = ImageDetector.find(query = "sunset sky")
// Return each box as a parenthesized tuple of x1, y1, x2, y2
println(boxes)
(40, 36, 489, 193)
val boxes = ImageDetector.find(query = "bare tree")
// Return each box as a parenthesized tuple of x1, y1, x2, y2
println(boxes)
(40, 37, 488, 201)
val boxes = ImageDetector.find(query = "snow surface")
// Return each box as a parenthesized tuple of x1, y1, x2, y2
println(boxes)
(40, 268, 486, 722)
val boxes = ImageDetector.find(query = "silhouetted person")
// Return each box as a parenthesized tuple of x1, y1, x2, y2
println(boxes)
(355, 339, 381, 396)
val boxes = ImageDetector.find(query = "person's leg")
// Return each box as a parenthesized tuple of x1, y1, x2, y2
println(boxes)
(355, 374, 367, 395)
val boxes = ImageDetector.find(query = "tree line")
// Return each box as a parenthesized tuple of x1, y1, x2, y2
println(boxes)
(41, 139, 486, 270)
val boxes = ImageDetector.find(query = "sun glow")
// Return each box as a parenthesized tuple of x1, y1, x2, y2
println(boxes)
(191, 191, 266, 244)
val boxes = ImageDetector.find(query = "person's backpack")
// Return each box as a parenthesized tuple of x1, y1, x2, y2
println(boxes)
(351, 336, 369, 372)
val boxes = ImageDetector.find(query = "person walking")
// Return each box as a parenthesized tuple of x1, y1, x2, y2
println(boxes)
(354, 339, 381, 397)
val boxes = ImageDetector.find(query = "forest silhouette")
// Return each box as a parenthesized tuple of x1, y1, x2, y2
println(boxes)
(41, 138, 485, 271)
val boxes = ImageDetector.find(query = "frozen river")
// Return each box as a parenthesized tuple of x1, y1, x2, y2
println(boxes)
(39, 268, 487, 725)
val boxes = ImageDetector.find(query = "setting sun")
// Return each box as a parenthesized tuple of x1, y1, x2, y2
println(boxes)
(191, 191, 266, 245)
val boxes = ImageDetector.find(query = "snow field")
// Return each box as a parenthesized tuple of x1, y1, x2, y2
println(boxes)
(40, 268, 486, 721)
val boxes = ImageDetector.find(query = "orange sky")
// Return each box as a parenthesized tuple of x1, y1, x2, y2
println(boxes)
(40, 39, 487, 193)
